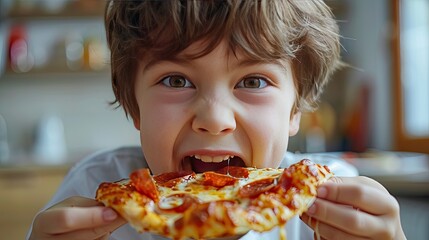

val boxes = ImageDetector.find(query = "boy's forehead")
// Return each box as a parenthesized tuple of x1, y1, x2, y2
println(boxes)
(140, 39, 289, 72)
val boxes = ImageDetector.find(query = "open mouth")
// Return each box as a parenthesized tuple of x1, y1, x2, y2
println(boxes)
(184, 155, 246, 173)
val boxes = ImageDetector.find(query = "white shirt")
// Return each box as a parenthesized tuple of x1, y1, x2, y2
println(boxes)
(28, 146, 358, 240)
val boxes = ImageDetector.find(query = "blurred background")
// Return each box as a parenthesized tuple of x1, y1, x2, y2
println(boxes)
(0, 0, 428, 239)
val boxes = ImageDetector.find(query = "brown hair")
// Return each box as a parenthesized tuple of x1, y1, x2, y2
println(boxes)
(105, 0, 342, 120)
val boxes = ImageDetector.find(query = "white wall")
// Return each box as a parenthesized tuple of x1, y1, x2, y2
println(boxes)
(337, 0, 392, 150)
(0, 73, 140, 163)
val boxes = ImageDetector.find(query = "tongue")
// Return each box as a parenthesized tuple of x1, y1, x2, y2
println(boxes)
(191, 157, 246, 173)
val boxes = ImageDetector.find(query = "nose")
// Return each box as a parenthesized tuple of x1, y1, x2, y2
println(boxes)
(192, 99, 236, 135)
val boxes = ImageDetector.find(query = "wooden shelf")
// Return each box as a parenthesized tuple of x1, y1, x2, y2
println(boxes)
(1, 68, 110, 81)
(4, 0, 105, 21)
(7, 9, 104, 20)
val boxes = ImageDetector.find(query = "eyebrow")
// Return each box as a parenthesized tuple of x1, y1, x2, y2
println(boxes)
(235, 58, 284, 67)
(143, 57, 191, 72)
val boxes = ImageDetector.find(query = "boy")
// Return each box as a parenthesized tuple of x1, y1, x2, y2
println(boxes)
(29, 0, 406, 239)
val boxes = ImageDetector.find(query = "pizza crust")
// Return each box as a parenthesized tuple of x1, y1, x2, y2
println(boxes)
(96, 159, 333, 240)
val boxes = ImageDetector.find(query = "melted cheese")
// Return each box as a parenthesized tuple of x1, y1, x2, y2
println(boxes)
(279, 226, 287, 240)
(157, 168, 283, 203)
(314, 217, 321, 240)
(308, 215, 321, 240)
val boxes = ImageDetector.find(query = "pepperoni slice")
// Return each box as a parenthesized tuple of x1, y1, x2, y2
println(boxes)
(278, 168, 293, 191)
(238, 177, 277, 198)
(157, 193, 199, 213)
(202, 171, 238, 187)
(153, 171, 195, 187)
(215, 166, 249, 178)
(130, 168, 160, 202)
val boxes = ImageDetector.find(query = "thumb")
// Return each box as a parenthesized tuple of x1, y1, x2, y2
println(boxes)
(96, 233, 111, 240)
(40, 206, 125, 234)
(87, 212, 126, 239)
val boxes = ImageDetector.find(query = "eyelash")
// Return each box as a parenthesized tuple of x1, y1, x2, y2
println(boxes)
(235, 76, 269, 89)
(159, 75, 270, 89)
(160, 75, 194, 88)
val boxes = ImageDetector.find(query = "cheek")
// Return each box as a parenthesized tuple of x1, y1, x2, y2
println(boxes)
(250, 94, 293, 135)
(138, 101, 188, 172)
(139, 102, 173, 135)
(259, 108, 291, 148)
(245, 102, 292, 167)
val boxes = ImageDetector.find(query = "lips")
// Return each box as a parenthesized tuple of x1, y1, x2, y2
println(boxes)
(185, 156, 246, 173)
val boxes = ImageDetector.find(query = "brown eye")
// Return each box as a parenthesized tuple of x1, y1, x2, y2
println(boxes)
(161, 75, 193, 88)
(236, 77, 268, 89)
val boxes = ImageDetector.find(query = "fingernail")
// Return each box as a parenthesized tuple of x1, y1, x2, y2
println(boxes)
(317, 186, 327, 198)
(103, 208, 118, 221)
(307, 204, 316, 215)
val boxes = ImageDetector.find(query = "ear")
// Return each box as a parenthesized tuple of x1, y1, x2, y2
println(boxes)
(133, 116, 140, 131)
(288, 111, 301, 136)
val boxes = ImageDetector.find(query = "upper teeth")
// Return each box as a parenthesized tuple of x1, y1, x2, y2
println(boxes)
(193, 155, 233, 163)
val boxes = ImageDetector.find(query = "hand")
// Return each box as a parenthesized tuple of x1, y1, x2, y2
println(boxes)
(300, 176, 407, 240)
(29, 196, 126, 240)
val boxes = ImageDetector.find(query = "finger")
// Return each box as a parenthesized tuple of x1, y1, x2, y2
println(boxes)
(328, 176, 389, 194)
(38, 206, 120, 234)
(318, 177, 398, 215)
(301, 214, 370, 240)
(305, 198, 384, 237)
(97, 233, 111, 240)
(48, 218, 124, 240)
(48, 196, 104, 209)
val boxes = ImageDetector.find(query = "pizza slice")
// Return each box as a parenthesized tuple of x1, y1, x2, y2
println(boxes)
(96, 159, 333, 240)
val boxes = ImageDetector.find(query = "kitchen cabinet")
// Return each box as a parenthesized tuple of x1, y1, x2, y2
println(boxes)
(0, 0, 109, 79)
(392, 0, 429, 154)
(0, 164, 70, 240)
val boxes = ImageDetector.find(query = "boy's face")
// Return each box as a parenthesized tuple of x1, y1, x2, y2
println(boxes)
(133, 40, 301, 174)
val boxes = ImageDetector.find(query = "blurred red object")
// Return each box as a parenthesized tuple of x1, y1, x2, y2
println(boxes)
(8, 24, 34, 72)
